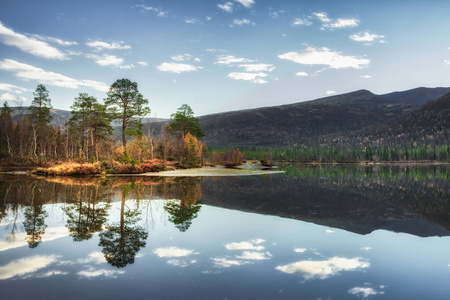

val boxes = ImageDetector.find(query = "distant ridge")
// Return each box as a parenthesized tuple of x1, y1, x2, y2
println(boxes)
(380, 87, 450, 106)
(199, 89, 416, 147)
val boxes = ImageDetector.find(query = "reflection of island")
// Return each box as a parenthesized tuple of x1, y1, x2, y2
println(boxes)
(164, 178, 202, 232)
(99, 188, 148, 268)
(62, 186, 110, 241)
(200, 165, 450, 237)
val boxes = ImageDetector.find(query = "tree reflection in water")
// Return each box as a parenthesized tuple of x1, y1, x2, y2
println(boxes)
(164, 178, 202, 232)
(99, 187, 148, 268)
(23, 183, 47, 248)
(62, 186, 110, 242)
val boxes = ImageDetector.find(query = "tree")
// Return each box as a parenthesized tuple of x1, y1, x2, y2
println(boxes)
(105, 79, 150, 156)
(181, 133, 203, 168)
(169, 104, 204, 139)
(0, 102, 13, 158)
(67, 93, 112, 161)
(29, 84, 52, 157)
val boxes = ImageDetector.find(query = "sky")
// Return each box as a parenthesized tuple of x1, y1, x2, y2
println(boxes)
(1, 0, 450, 118)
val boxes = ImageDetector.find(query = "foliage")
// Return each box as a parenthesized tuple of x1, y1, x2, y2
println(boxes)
(67, 93, 112, 162)
(29, 84, 53, 157)
(169, 104, 204, 138)
(44, 162, 103, 175)
(207, 148, 245, 166)
(105, 78, 150, 155)
(180, 133, 203, 168)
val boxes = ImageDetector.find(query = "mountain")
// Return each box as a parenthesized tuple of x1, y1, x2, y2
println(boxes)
(319, 91, 450, 147)
(380, 87, 450, 106)
(199, 89, 417, 147)
(10, 107, 71, 127)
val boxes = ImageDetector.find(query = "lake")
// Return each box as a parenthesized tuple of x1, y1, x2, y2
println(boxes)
(0, 164, 449, 300)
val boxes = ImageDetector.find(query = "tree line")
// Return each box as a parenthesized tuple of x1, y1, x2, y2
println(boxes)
(0, 79, 206, 168)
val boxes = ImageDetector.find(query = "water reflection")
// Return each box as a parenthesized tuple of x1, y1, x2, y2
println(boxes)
(276, 256, 370, 280)
(0, 167, 449, 299)
(163, 178, 202, 232)
(99, 188, 148, 268)
(62, 185, 110, 242)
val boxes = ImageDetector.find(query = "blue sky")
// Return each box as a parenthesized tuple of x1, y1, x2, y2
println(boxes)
(1, 0, 450, 118)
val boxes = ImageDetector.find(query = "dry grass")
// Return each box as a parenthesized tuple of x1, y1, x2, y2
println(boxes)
(44, 162, 102, 176)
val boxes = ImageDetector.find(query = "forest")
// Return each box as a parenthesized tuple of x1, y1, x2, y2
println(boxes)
(0, 79, 209, 174)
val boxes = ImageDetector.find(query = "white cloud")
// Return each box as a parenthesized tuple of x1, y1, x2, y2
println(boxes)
(0, 93, 17, 101)
(211, 257, 251, 268)
(291, 18, 312, 26)
(137, 61, 148, 66)
(166, 259, 197, 267)
(32, 34, 78, 46)
(445, 60, 450, 65)
(170, 54, 200, 62)
(94, 54, 124, 67)
(0, 21, 67, 59)
(0, 83, 28, 93)
(0, 255, 58, 280)
(34, 270, 69, 278)
(233, 19, 255, 26)
(350, 32, 385, 43)
(225, 239, 266, 250)
(86, 40, 131, 51)
(77, 267, 125, 278)
(328, 18, 359, 29)
(269, 10, 286, 19)
(234, 0, 255, 8)
(294, 248, 307, 253)
(135, 5, 168, 17)
(313, 12, 359, 30)
(360, 247, 372, 251)
(77, 252, 105, 265)
(238, 63, 275, 72)
(275, 257, 370, 280)
(227, 72, 268, 84)
(0, 226, 69, 252)
(184, 18, 199, 24)
(236, 251, 272, 260)
(326, 228, 335, 233)
(360, 75, 372, 79)
(0, 59, 109, 92)
(279, 47, 370, 69)
(156, 62, 201, 73)
(326, 91, 336, 95)
(218, 2, 234, 13)
(314, 12, 331, 23)
(348, 287, 384, 298)
(216, 55, 255, 65)
(153, 247, 195, 258)
(295, 72, 309, 77)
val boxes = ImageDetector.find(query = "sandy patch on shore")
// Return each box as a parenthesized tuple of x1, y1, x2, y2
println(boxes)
(109, 163, 285, 177)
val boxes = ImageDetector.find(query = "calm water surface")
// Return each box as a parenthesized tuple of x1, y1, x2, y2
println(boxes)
(0, 165, 449, 300)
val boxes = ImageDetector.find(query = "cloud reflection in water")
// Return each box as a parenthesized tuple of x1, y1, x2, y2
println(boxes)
(276, 256, 370, 280)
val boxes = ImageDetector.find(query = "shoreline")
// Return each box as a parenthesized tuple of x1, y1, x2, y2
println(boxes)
(0, 160, 448, 177)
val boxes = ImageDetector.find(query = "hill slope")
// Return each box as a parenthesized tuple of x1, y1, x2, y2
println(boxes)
(200, 90, 416, 147)
(321, 91, 450, 148)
